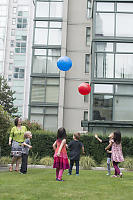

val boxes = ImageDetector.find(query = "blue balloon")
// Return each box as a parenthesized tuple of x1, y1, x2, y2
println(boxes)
(57, 56, 72, 71)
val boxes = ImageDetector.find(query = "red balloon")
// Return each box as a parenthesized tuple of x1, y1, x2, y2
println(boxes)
(78, 82, 91, 95)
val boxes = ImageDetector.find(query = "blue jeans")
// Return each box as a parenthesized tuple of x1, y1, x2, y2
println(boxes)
(69, 160, 79, 175)
(107, 157, 111, 174)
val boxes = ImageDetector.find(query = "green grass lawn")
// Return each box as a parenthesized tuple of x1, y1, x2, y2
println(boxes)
(0, 168, 133, 200)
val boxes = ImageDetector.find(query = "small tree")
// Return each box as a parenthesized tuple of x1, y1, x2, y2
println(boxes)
(0, 105, 13, 147)
(0, 76, 18, 116)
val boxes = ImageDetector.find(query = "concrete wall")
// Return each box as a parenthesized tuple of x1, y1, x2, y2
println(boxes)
(62, 0, 91, 132)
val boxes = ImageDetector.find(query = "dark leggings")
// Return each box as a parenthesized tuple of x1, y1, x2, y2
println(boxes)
(113, 161, 120, 175)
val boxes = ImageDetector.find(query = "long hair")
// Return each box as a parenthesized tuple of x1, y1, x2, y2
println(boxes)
(14, 117, 19, 126)
(114, 130, 121, 144)
(57, 127, 66, 140)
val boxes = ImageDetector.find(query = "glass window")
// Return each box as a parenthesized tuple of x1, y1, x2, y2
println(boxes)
(93, 95, 113, 121)
(87, 0, 91, 19)
(45, 107, 58, 115)
(34, 49, 47, 56)
(0, 17, 7, 26)
(48, 49, 61, 56)
(116, 14, 133, 37)
(116, 43, 133, 53)
(0, 6, 7, 15)
(30, 114, 43, 127)
(86, 27, 91, 45)
(115, 85, 133, 95)
(96, 13, 114, 37)
(9, 63, 13, 70)
(10, 51, 14, 59)
(84, 95, 89, 103)
(85, 54, 90, 73)
(12, 18, 16, 25)
(44, 115, 57, 130)
(35, 21, 48, 28)
(95, 53, 114, 78)
(31, 107, 44, 114)
(48, 29, 61, 45)
(46, 85, 59, 103)
(96, 42, 113, 52)
(47, 78, 59, 85)
(115, 54, 133, 79)
(50, 22, 62, 28)
(13, 7, 17, 14)
(8, 75, 12, 82)
(11, 29, 15, 36)
(33, 56, 46, 73)
(47, 56, 59, 73)
(97, 2, 114, 12)
(94, 84, 113, 94)
(50, 2, 63, 18)
(117, 3, 133, 12)
(114, 96, 133, 121)
(34, 28, 48, 45)
(31, 85, 45, 102)
(36, 2, 49, 17)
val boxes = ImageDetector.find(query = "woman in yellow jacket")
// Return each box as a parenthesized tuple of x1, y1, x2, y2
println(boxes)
(9, 118, 27, 172)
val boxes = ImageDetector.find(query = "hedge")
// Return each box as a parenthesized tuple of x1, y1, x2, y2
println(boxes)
(1, 131, 133, 164)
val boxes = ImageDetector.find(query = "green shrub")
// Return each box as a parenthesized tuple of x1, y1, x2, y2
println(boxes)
(123, 157, 133, 170)
(2, 130, 133, 165)
(22, 119, 42, 131)
(39, 156, 54, 166)
(80, 156, 96, 169)
(100, 158, 113, 167)
(28, 157, 33, 165)
(0, 156, 11, 165)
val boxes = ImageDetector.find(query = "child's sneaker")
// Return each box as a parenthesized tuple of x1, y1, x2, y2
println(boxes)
(57, 179, 64, 181)
(111, 175, 117, 178)
(106, 173, 110, 176)
(67, 173, 71, 175)
(120, 173, 123, 178)
(76, 174, 79, 176)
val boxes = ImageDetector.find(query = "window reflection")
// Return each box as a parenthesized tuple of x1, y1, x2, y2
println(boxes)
(115, 54, 133, 79)
(95, 53, 114, 78)
(96, 13, 114, 36)
(93, 95, 113, 121)
(96, 42, 113, 52)
(114, 96, 133, 121)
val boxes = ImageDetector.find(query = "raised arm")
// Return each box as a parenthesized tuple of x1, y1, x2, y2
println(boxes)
(57, 139, 66, 156)
(95, 134, 102, 143)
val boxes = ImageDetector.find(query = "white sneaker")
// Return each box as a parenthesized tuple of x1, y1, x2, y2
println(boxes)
(106, 173, 110, 176)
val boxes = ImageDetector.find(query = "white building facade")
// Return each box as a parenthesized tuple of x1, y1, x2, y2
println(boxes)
(1, 0, 34, 118)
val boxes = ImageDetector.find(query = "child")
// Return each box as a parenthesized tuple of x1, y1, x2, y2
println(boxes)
(105, 130, 124, 178)
(20, 131, 32, 174)
(53, 127, 69, 181)
(95, 133, 113, 175)
(68, 132, 85, 176)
